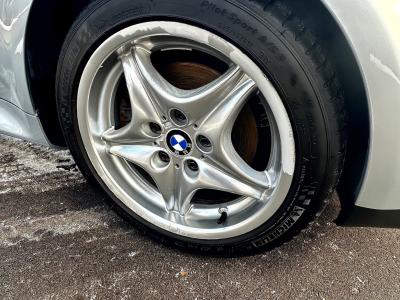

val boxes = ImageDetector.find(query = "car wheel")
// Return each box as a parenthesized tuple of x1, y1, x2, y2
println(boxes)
(56, 0, 347, 256)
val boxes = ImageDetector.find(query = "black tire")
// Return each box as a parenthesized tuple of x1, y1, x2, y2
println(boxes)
(56, 0, 347, 256)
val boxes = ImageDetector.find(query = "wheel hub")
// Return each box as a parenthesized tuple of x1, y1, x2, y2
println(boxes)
(165, 129, 193, 157)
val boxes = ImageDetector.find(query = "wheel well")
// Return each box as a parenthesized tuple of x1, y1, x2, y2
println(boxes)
(281, 0, 369, 223)
(25, 0, 369, 218)
(25, 0, 92, 146)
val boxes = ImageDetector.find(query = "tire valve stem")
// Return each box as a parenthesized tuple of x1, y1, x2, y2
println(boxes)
(217, 208, 228, 225)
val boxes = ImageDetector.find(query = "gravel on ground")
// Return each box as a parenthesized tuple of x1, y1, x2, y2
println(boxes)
(1, 134, 399, 300)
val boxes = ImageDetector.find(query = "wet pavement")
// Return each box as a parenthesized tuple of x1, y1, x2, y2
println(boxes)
(1, 134, 400, 299)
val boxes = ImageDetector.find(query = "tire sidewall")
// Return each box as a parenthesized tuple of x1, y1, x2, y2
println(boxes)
(57, 0, 331, 256)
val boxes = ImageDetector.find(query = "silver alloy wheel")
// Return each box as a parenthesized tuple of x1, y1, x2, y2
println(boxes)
(77, 21, 295, 239)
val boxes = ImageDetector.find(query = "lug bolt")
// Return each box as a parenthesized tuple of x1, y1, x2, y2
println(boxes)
(159, 151, 170, 163)
(198, 135, 212, 148)
(150, 123, 162, 134)
(187, 160, 199, 172)
(174, 110, 187, 122)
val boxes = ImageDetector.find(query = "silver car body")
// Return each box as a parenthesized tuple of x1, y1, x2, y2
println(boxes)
(0, 0, 49, 145)
(0, 0, 400, 214)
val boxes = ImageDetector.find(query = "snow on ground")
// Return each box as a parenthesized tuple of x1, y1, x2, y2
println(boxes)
(0, 135, 84, 193)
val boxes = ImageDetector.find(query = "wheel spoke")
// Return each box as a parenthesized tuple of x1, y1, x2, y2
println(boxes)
(166, 158, 267, 216)
(192, 158, 266, 200)
(208, 140, 272, 189)
(108, 144, 178, 209)
(198, 78, 257, 134)
(134, 47, 245, 124)
(171, 169, 197, 216)
(195, 78, 270, 188)
(108, 144, 195, 215)
(133, 46, 184, 114)
(108, 144, 161, 170)
(102, 49, 161, 144)
(101, 125, 156, 145)
(170, 65, 245, 124)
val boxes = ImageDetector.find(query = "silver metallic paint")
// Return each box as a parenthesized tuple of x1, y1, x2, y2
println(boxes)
(0, 0, 49, 145)
(0, 97, 48, 145)
(0, 0, 34, 114)
(322, 0, 400, 210)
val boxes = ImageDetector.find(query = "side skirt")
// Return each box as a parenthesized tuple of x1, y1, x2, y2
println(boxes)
(0, 98, 50, 147)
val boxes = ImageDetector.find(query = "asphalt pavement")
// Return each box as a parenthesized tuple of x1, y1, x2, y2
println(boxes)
(1, 134, 400, 300)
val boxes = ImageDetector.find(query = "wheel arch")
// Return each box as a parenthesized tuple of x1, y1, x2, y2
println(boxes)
(25, 0, 92, 146)
(25, 0, 370, 221)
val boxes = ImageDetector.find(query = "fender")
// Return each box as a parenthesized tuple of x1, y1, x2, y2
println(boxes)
(322, 0, 400, 225)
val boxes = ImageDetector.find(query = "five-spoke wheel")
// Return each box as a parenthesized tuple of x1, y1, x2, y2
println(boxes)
(77, 22, 294, 239)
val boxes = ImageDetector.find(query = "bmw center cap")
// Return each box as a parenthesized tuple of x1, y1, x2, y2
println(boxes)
(166, 130, 193, 156)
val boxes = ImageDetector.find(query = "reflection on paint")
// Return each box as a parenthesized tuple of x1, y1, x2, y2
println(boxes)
(0, 0, 32, 112)
(370, 53, 400, 86)
(0, 107, 22, 134)
(0, 0, 30, 32)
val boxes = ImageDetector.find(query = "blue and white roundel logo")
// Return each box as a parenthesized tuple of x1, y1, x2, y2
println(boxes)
(166, 130, 192, 156)
(170, 134, 187, 151)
